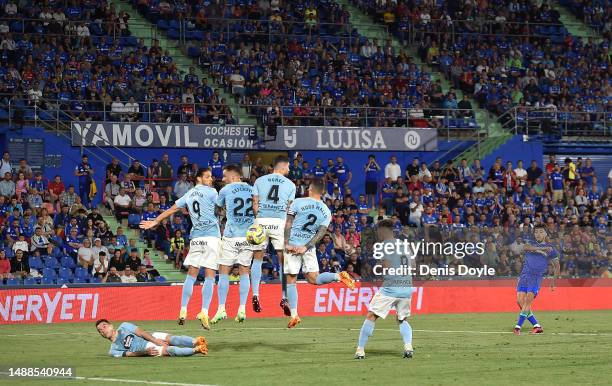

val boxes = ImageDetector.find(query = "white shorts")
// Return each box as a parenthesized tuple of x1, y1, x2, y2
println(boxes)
(183, 237, 221, 270)
(254, 217, 285, 251)
(368, 291, 412, 320)
(144, 332, 168, 357)
(218, 237, 254, 267)
(284, 248, 319, 275)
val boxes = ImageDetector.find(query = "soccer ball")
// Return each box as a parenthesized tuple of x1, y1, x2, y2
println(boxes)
(246, 224, 266, 245)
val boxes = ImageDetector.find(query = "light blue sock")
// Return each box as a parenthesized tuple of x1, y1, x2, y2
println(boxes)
(169, 336, 194, 347)
(251, 259, 263, 296)
(167, 347, 195, 357)
(315, 272, 339, 285)
(358, 319, 375, 348)
(181, 275, 196, 308)
(399, 321, 412, 344)
(217, 274, 229, 306)
(239, 274, 250, 306)
(287, 283, 298, 312)
(202, 277, 215, 310)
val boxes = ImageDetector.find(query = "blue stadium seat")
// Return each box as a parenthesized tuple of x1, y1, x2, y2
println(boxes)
(155, 276, 166, 283)
(29, 256, 43, 270)
(42, 268, 57, 280)
(89, 277, 102, 284)
(41, 277, 55, 285)
(72, 277, 87, 284)
(44, 256, 59, 270)
(7, 278, 22, 286)
(56, 277, 70, 285)
(187, 46, 201, 57)
(61, 256, 76, 269)
(128, 214, 142, 229)
(59, 267, 74, 282)
(23, 277, 38, 285)
(74, 267, 90, 280)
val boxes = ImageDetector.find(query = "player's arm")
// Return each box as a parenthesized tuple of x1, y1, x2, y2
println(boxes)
(214, 204, 225, 218)
(304, 225, 328, 251)
(252, 195, 259, 216)
(139, 204, 181, 230)
(135, 326, 168, 346)
(283, 213, 295, 252)
(550, 258, 560, 291)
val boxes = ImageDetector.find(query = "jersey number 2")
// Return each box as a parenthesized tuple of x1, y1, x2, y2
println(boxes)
(301, 214, 317, 232)
(233, 197, 254, 217)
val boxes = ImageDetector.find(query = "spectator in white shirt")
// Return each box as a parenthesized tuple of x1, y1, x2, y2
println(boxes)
(12, 235, 29, 256)
(91, 238, 109, 262)
(0, 151, 11, 176)
(121, 266, 138, 283)
(111, 97, 126, 121)
(125, 96, 139, 122)
(0, 21, 9, 33)
(93, 251, 109, 278)
(174, 173, 193, 198)
(78, 238, 94, 271)
(113, 187, 132, 220)
(384, 155, 402, 181)
(4, 1, 17, 16)
(229, 69, 246, 102)
(514, 160, 528, 187)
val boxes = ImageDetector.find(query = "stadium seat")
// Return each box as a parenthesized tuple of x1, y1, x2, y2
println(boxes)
(42, 268, 57, 280)
(155, 276, 167, 283)
(89, 277, 102, 284)
(72, 277, 87, 284)
(23, 277, 38, 285)
(56, 277, 70, 285)
(59, 267, 74, 282)
(61, 256, 76, 269)
(29, 256, 43, 270)
(128, 214, 142, 229)
(44, 256, 59, 270)
(41, 277, 55, 285)
(7, 278, 22, 286)
(74, 267, 90, 281)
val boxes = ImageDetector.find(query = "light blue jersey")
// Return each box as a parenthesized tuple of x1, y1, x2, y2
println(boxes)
(109, 322, 147, 357)
(253, 174, 296, 219)
(217, 182, 254, 238)
(175, 184, 221, 238)
(378, 240, 413, 298)
(287, 197, 331, 246)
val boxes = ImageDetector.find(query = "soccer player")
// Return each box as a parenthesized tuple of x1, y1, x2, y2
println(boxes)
(140, 168, 221, 329)
(284, 179, 356, 328)
(95, 319, 208, 357)
(355, 219, 414, 360)
(514, 224, 560, 335)
(212, 164, 254, 324)
(251, 155, 296, 315)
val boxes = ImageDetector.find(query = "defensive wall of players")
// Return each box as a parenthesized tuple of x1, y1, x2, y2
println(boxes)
(2, 280, 612, 324)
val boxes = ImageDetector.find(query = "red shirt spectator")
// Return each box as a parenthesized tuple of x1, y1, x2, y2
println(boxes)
(48, 176, 66, 197)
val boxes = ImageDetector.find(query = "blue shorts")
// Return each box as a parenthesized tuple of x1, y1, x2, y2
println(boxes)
(517, 274, 543, 296)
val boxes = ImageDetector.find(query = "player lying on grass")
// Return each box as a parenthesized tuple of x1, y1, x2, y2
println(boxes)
(355, 219, 414, 360)
(514, 224, 560, 335)
(283, 179, 356, 328)
(211, 164, 255, 324)
(95, 319, 208, 357)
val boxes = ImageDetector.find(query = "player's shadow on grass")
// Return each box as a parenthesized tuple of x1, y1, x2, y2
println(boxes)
(212, 341, 301, 353)
(363, 349, 409, 357)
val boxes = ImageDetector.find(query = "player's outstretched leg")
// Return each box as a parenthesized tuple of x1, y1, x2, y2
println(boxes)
(236, 272, 250, 322)
(251, 252, 263, 313)
(399, 319, 414, 358)
(211, 273, 229, 324)
(355, 314, 377, 359)
(197, 272, 215, 330)
(313, 271, 356, 289)
(179, 269, 198, 325)
(160, 334, 208, 356)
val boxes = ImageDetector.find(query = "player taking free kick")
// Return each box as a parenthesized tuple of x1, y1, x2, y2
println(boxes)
(355, 219, 414, 360)
(283, 179, 355, 328)
(140, 168, 221, 330)
(514, 224, 560, 335)
(95, 319, 208, 357)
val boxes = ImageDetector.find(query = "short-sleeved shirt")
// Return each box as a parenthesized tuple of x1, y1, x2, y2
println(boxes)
(253, 174, 296, 220)
(109, 322, 147, 357)
(175, 185, 220, 238)
(208, 159, 223, 179)
(550, 172, 564, 190)
(287, 198, 331, 246)
(521, 240, 558, 277)
(378, 239, 413, 298)
(217, 182, 254, 238)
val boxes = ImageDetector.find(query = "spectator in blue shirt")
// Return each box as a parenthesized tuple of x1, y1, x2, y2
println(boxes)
(364, 154, 381, 208)
(334, 156, 352, 189)
(208, 151, 223, 187)
(74, 154, 93, 209)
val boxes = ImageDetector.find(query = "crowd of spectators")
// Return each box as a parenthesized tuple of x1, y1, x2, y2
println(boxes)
(0, 149, 162, 285)
(351, 0, 611, 131)
(0, 0, 236, 125)
(559, 0, 611, 34)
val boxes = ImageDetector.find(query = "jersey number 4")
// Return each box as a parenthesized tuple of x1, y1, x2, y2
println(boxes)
(267, 185, 280, 203)
(233, 197, 254, 217)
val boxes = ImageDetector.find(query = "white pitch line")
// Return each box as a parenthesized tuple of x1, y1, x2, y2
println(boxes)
(3, 327, 612, 337)
(72, 376, 216, 386)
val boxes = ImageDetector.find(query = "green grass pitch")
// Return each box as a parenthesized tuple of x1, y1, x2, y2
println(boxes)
(1, 311, 612, 386)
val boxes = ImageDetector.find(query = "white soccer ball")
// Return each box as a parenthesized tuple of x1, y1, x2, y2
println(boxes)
(246, 224, 266, 245)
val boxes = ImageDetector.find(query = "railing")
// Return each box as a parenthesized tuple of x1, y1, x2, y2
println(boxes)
(506, 107, 611, 138)
(0, 17, 159, 45)
(5, 96, 491, 140)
